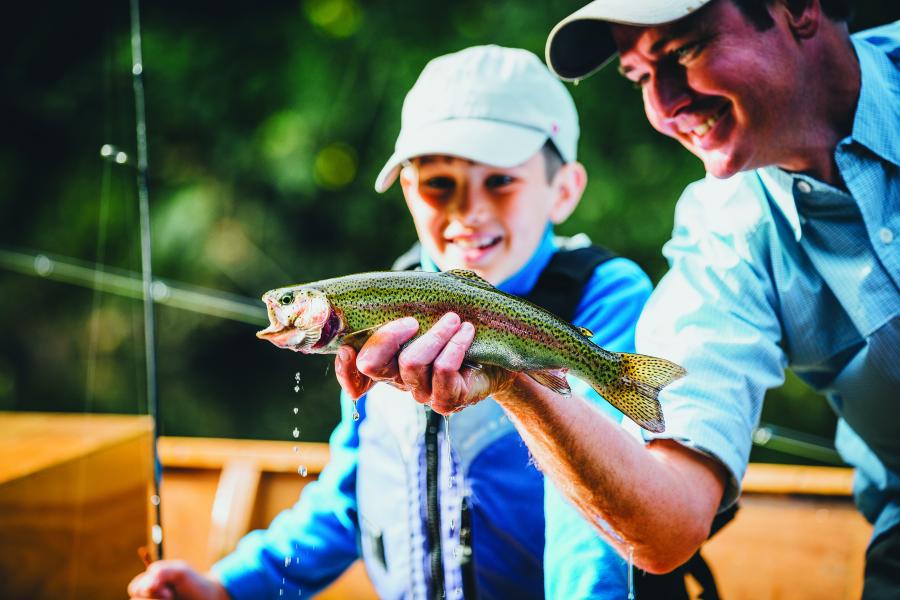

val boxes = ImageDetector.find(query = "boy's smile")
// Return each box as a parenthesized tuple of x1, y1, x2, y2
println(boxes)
(400, 152, 577, 285)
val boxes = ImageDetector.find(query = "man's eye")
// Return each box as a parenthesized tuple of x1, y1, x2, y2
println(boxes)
(673, 40, 706, 64)
(423, 177, 455, 191)
(485, 175, 514, 189)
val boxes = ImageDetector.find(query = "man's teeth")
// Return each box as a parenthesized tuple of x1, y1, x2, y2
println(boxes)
(692, 116, 718, 137)
(692, 108, 727, 137)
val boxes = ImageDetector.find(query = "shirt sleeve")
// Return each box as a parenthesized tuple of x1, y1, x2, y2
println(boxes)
(212, 392, 362, 599)
(544, 257, 652, 600)
(633, 179, 788, 509)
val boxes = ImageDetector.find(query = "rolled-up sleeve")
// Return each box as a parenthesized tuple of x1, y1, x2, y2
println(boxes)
(634, 178, 788, 508)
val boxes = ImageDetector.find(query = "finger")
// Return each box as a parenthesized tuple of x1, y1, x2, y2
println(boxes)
(356, 317, 420, 381)
(399, 313, 462, 400)
(334, 346, 373, 399)
(428, 322, 476, 412)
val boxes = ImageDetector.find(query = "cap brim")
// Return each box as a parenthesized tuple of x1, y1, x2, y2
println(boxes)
(375, 119, 548, 193)
(546, 0, 712, 81)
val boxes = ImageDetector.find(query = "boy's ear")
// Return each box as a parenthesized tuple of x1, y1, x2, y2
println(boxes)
(549, 162, 587, 225)
(772, 0, 821, 40)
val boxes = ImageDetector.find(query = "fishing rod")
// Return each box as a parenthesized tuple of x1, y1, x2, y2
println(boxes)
(0, 247, 267, 325)
(129, 0, 162, 560)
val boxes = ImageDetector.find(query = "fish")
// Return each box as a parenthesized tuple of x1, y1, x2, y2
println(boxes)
(256, 269, 684, 432)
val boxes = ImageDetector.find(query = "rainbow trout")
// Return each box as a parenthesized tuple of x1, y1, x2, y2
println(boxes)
(257, 269, 683, 432)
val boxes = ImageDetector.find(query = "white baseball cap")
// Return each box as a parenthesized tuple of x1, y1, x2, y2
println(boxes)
(546, 0, 714, 81)
(375, 45, 579, 193)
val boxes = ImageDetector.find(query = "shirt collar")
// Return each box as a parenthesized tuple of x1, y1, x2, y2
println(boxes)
(757, 27, 900, 242)
(419, 223, 556, 296)
(848, 30, 900, 167)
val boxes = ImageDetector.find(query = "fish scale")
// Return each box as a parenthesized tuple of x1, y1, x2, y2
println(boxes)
(257, 270, 685, 432)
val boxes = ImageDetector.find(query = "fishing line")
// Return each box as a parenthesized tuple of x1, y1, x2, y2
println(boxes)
(129, 0, 164, 560)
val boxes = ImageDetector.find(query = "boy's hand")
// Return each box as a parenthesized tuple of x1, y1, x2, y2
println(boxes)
(334, 313, 514, 414)
(127, 560, 229, 600)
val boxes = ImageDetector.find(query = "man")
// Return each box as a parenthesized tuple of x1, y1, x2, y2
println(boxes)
(338, 1, 898, 598)
(129, 45, 650, 600)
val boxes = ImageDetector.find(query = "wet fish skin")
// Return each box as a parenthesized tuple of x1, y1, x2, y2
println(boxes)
(257, 269, 684, 433)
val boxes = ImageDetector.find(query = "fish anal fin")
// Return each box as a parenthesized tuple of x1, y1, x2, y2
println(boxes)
(445, 269, 495, 289)
(526, 368, 571, 397)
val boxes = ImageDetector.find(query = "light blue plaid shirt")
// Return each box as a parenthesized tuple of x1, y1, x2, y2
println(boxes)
(633, 21, 900, 541)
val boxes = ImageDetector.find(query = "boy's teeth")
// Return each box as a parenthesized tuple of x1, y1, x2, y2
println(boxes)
(692, 113, 722, 137)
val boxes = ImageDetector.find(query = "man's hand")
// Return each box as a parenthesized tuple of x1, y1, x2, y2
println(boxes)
(127, 560, 230, 600)
(334, 313, 513, 414)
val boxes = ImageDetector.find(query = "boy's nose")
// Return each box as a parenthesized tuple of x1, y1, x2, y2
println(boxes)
(451, 184, 490, 224)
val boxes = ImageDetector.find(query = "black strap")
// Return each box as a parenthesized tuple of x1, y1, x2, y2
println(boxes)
(524, 244, 617, 323)
(424, 408, 446, 600)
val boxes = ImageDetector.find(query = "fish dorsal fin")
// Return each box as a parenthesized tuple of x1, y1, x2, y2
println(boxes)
(578, 326, 594, 338)
(445, 269, 495, 290)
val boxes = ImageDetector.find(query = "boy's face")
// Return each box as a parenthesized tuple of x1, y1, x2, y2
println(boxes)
(400, 152, 579, 284)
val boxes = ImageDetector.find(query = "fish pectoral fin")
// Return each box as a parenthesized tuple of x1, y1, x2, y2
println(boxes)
(526, 369, 571, 397)
(444, 269, 495, 290)
(340, 325, 381, 351)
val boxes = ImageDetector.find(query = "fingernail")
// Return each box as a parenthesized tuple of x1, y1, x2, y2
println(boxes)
(460, 322, 474, 336)
(402, 317, 420, 329)
(442, 312, 460, 326)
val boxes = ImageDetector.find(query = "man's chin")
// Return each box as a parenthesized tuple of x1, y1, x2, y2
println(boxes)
(700, 150, 745, 180)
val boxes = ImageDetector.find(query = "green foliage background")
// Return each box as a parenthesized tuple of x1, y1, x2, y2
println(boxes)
(0, 1, 892, 457)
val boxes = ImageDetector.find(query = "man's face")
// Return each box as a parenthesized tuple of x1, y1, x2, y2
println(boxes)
(612, 0, 806, 178)
(399, 153, 560, 285)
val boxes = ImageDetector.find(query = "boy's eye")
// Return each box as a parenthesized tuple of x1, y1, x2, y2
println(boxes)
(631, 74, 650, 90)
(423, 176, 456, 192)
(485, 174, 514, 189)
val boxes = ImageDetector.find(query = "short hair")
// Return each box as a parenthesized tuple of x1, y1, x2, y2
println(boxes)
(541, 140, 565, 183)
(729, 0, 852, 30)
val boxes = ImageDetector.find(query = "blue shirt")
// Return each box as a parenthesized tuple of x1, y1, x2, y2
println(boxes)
(214, 225, 653, 599)
(633, 22, 900, 541)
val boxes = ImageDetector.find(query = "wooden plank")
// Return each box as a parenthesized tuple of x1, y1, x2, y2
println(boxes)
(207, 459, 261, 565)
(0, 412, 154, 600)
(741, 463, 855, 496)
(158, 436, 329, 473)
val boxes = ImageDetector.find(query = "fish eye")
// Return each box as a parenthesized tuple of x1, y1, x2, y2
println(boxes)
(279, 293, 293, 306)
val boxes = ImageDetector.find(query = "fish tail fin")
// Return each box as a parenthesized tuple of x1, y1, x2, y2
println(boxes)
(590, 352, 685, 433)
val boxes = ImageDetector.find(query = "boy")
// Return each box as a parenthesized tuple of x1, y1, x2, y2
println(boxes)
(129, 44, 652, 600)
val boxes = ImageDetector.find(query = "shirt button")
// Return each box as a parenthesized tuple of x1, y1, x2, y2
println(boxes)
(879, 228, 893, 244)
(796, 180, 812, 194)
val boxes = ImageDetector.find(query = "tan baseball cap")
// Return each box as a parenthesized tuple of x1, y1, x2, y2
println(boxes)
(545, 0, 714, 81)
(375, 45, 579, 193)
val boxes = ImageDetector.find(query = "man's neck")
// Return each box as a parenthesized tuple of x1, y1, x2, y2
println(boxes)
(777, 24, 860, 187)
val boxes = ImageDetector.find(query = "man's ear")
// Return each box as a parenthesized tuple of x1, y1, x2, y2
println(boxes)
(774, 0, 821, 40)
(549, 161, 587, 225)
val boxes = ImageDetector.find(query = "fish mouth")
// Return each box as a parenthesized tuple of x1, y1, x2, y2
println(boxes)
(257, 307, 343, 353)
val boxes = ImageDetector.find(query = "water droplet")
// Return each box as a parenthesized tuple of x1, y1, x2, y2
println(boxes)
(295, 372, 301, 382)
(150, 494, 160, 506)
(293, 407, 299, 414)
(293, 446, 299, 453)
(449, 518, 456, 531)
(279, 590, 284, 597)
(292, 427, 300, 438)
(284, 555, 291, 567)
(294, 385, 300, 393)
(298, 465, 308, 477)
(352, 398, 360, 421)
(152, 524, 163, 544)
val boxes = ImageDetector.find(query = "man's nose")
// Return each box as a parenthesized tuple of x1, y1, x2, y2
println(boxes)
(648, 67, 692, 122)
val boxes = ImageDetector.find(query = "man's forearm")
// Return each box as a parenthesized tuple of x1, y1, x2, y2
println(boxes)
(494, 375, 726, 573)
